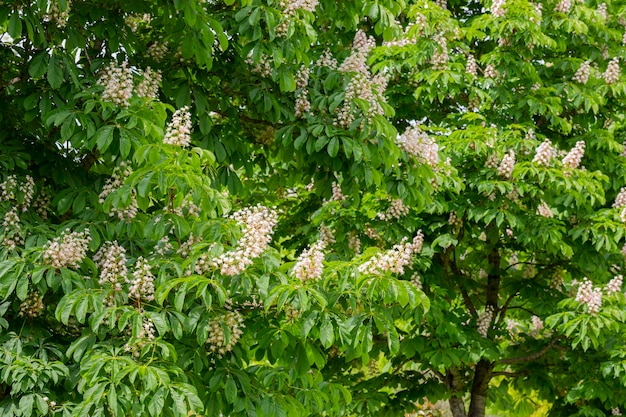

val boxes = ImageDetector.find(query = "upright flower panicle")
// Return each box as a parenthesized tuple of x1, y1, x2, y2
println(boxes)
(163, 106, 192, 146)
(573, 61, 591, 84)
(537, 201, 553, 218)
(129, 257, 155, 302)
(99, 162, 138, 220)
(207, 311, 245, 356)
(43, 230, 91, 269)
(562, 140, 585, 170)
(93, 241, 128, 289)
(211, 205, 278, 276)
(575, 278, 603, 314)
(533, 139, 557, 166)
(292, 240, 326, 282)
(606, 275, 623, 294)
(614, 187, 626, 208)
(98, 61, 134, 107)
(497, 150, 515, 178)
(397, 126, 439, 167)
(604, 58, 620, 84)
(359, 231, 424, 276)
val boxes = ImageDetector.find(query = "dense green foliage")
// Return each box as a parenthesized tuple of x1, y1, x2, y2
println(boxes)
(3, 0, 626, 416)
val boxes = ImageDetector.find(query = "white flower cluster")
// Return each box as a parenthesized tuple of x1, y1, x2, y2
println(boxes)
(98, 61, 134, 107)
(207, 311, 245, 356)
(550, 269, 564, 291)
(124, 316, 156, 357)
(292, 240, 326, 282)
(18, 292, 44, 318)
(358, 231, 424, 276)
(315, 49, 338, 69)
(533, 139, 557, 166)
(573, 61, 591, 84)
(43, 230, 91, 269)
(211, 205, 278, 276)
(597, 3, 608, 22)
(276, 0, 319, 36)
(94, 241, 128, 291)
(537, 201, 554, 218)
(498, 150, 515, 178)
(178, 233, 203, 258)
(146, 41, 168, 62)
(532, 315, 544, 330)
(377, 199, 410, 220)
(575, 278, 602, 314)
(46, 0, 71, 27)
(3, 232, 24, 252)
(614, 188, 626, 208)
(129, 257, 155, 302)
(318, 224, 335, 246)
(335, 31, 386, 129)
(613, 408, 622, 416)
(397, 126, 439, 167)
(606, 275, 623, 294)
(3, 207, 19, 228)
(348, 231, 361, 254)
(484, 64, 499, 79)
(448, 211, 463, 228)
(554, 0, 571, 13)
(295, 66, 311, 117)
(125, 13, 152, 31)
(477, 306, 494, 337)
(0, 175, 35, 212)
(155, 235, 173, 256)
(99, 162, 138, 220)
(562, 140, 585, 170)
(246, 54, 273, 77)
(331, 182, 347, 201)
(491, 0, 506, 18)
(431, 34, 448, 70)
(466, 54, 478, 77)
(604, 58, 620, 84)
(163, 106, 192, 146)
(135, 67, 162, 100)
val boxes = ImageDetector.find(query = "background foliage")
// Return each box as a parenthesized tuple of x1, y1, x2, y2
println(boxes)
(2, 0, 626, 416)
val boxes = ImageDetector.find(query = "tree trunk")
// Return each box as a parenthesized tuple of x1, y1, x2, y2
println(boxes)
(449, 396, 467, 417)
(467, 359, 494, 417)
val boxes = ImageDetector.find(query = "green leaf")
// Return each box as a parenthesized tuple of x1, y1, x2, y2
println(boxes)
(8, 12, 22, 39)
(319, 317, 334, 348)
(47, 54, 64, 89)
(224, 376, 237, 404)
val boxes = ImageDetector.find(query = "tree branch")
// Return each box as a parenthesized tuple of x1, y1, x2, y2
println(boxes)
(499, 338, 560, 365)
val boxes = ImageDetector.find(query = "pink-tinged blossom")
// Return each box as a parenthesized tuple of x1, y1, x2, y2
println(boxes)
(491, 0, 506, 17)
(562, 141, 585, 170)
(575, 277, 602, 314)
(537, 201, 553, 218)
(613, 187, 626, 208)
(497, 150, 515, 178)
(606, 275, 623, 294)
(554, 0, 571, 13)
(533, 139, 557, 166)
(93, 241, 128, 290)
(397, 126, 439, 167)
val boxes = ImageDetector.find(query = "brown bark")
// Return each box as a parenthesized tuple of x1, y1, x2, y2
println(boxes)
(467, 359, 494, 417)
(447, 368, 467, 417)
